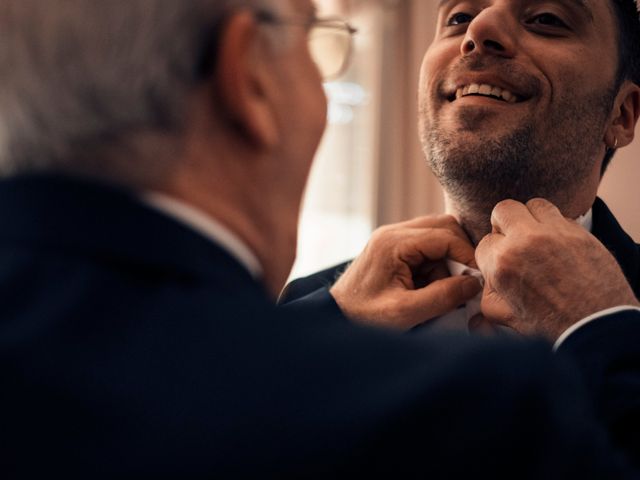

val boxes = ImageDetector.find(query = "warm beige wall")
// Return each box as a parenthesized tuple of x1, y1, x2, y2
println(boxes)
(373, 0, 443, 225)
(598, 124, 640, 241)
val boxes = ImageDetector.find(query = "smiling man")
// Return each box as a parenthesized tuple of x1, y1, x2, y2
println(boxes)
(283, 0, 640, 341)
(282, 0, 640, 465)
(284, 0, 640, 337)
(421, 0, 640, 244)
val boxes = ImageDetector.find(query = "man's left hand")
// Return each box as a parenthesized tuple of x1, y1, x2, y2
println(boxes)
(330, 215, 482, 330)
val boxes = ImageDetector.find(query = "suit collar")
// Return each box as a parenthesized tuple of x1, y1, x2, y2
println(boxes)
(142, 191, 263, 279)
(592, 197, 640, 296)
(0, 174, 267, 294)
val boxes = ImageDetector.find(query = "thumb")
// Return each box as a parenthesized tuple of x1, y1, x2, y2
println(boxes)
(479, 282, 514, 327)
(405, 275, 482, 323)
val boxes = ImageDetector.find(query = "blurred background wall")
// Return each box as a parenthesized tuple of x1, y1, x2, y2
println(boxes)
(290, 0, 640, 279)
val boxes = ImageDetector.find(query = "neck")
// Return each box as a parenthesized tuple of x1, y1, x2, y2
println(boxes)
(159, 156, 301, 300)
(444, 179, 600, 246)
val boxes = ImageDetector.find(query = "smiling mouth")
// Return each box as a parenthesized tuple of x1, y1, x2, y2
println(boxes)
(448, 83, 523, 104)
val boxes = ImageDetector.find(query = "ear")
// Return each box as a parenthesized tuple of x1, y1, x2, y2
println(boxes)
(605, 80, 640, 149)
(212, 10, 280, 150)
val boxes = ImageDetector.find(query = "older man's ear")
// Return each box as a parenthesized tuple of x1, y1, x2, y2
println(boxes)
(212, 10, 280, 150)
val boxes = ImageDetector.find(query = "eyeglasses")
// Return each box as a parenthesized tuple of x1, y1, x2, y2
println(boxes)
(255, 11, 357, 81)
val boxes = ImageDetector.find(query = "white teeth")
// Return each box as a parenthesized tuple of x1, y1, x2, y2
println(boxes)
(478, 84, 492, 95)
(455, 82, 518, 103)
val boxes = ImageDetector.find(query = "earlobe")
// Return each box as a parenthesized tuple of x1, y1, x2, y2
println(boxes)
(606, 81, 640, 149)
(212, 11, 280, 149)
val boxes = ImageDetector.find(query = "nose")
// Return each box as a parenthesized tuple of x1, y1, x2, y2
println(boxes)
(460, 8, 517, 58)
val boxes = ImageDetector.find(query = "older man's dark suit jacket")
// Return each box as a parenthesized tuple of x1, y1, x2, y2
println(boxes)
(1, 175, 638, 478)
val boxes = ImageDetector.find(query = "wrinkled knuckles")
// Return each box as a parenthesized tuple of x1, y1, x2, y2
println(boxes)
(526, 197, 553, 211)
(494, 198, 521, 212)
(370, 226, 390, 241)
(492, 252, 521, 288)
(520, 232, 553, 250)
(438, 214, 461, 229)
(368, 227, 400, 250)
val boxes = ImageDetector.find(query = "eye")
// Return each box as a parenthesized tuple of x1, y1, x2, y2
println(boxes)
(447, 12, 474, 26)
(528, 13, 568, 28)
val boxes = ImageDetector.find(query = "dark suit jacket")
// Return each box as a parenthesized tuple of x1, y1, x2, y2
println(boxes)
(1, 175, 638, 478)
(591, 197, 640, 297)
(280, 197, 640, 468)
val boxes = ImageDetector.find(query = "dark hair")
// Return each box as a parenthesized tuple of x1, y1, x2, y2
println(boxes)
(602, 0, 640, 173)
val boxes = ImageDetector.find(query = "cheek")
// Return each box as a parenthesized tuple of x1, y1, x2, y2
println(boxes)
(542, 46, 617, 102)
(420, 44, 455, 100)
(285, 57, 327, 131)
(299, 75, 327, 153)
(299, 49, 327, 136)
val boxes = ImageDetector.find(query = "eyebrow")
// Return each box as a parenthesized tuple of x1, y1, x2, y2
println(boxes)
(437, 0, 594, 22)
(565, 0, 594, 21)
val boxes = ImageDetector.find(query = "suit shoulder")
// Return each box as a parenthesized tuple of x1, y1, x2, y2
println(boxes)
(279, 261, 351, 304)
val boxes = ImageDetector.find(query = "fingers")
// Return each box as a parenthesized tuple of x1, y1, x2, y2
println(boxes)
(399, 214, 462, 232)
(475, 235, 517, 327)
(399, 214, 472, 243)
(491, 198, 567, 235)
(478, 282, 514, 327)
(475, 231, 501, 275)
(329, 215, 481, 331)
(401, 275, 482, 327)
(413, 261, 450, 289)
(525, 198, 565, 225)
(398, 228, 476, 269)
(372, 214, 475, 269)
(490, 200, 533, 234)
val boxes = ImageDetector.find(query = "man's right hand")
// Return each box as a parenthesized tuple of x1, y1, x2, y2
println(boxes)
(475, 198, 639, 342)
(330, 215, 482, 330)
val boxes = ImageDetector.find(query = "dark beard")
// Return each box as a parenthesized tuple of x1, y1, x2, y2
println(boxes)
(422, 89, 616, 237)
(426, 121, 544, 208)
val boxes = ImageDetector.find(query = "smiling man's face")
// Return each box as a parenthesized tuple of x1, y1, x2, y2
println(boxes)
(419, 0, 621, 235)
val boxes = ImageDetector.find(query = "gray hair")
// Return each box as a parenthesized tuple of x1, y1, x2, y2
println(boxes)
(0, 0, 290, 187)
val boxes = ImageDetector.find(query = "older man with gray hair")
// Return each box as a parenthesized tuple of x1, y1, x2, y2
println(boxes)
(1, 0, 640, 478)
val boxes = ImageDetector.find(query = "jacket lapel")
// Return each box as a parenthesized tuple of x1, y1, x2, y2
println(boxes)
(591, 197, 640, 297)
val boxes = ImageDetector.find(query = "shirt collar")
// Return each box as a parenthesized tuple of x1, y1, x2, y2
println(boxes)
(576, 209, 593, 232)
(141, 192, 263, 279)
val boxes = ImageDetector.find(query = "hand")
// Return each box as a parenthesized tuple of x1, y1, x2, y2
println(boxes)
(330, 215, 482, 330)
(475, 198, 639, 341)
